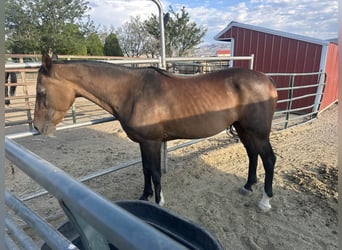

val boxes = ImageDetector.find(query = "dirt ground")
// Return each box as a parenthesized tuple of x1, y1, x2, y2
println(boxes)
(5, 103, 338, 249)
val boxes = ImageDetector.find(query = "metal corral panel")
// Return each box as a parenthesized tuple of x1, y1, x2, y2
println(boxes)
(320, 43, 338, 111)
(215, 22, 331, 112)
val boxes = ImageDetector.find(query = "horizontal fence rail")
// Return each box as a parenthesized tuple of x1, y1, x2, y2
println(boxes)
(5, 191, 77, 250)
(267, 71, 326, 129)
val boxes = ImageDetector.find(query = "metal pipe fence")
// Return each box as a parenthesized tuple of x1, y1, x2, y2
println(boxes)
(267, 71, 326, 129)
(5, 137, 185, 249)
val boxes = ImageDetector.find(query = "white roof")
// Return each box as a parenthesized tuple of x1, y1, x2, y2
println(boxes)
(214, 21, 330, 46)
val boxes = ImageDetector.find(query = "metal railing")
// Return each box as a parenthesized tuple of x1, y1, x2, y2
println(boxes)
(5, 137, 185, 249)
(267, 71, 326, 129)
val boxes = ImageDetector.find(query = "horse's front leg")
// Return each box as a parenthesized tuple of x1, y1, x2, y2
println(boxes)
(240, 146, 258, 196)
(139, 140, 164, 205)
(139, 162, 153, 201)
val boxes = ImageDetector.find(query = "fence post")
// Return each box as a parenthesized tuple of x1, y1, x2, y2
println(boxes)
(150, 0, 168, 173)
(72, 104, 77, 124)
(285, 75, 295, 129)
(21, 71, 34, 130)
(312, 71, 326, 114)
(249, 54, 254, 70)
(0, 2, 6, 248)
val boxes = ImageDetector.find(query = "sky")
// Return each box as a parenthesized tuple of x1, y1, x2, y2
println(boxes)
(87, 0, 338, 45)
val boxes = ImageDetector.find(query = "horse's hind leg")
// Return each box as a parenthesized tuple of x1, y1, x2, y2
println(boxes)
(233, 122, 258, 195)
(253, 136, 276, 212)
(139, 140, 164, 205)
(254, 137, 276, 197)
(234, 121, 276, 212)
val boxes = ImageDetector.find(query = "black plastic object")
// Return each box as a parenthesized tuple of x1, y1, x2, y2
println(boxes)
(115, 200, 223, 250)
(42, 200, 223, 250)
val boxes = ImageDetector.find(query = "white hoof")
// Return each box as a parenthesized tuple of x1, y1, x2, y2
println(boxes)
(158, 190, 165, 206)
(240, 187, 253, 196)
(257, 191, 272, 212)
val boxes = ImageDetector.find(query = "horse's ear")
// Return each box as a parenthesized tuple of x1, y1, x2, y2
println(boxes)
(41, 53, 52, 73)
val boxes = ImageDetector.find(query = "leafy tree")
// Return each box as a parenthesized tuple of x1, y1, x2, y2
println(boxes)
(86, 33, 104, 56)
(5, 0, 40, 53)
(104, 33, 123, 56)
(5, 0, 92, 54)
(45, 23, 87, 55)
(116, 16, 157, 57)
(145, 6, 207, 57)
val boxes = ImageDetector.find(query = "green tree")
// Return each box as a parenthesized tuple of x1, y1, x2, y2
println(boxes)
(86, 33, 104, 56)
(5, 0, 92, 54)
(116, 16, 157, 57)
(145, 6, 207, 57)
(46, 23, 87, 55)
(104, 33, 123, 56)
(5, 0, 40, 53)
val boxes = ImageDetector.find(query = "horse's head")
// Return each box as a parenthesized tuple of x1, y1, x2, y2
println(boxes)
(33, 54, 76, 135)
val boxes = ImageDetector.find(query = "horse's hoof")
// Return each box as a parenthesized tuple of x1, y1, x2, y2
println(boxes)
(139, 194, 151, 201)
(239, 187, 253, 196)
(257, 191, 272, 212)
(157, 191, 165, 206)
(257, 202, 272, 213)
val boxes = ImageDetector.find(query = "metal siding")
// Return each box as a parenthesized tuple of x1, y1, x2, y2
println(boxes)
(263, 34, 275, 72)
(320, 43, 338, 110)
(273, 35, 282, 72)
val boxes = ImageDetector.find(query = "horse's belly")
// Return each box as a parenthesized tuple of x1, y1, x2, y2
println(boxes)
(165, 111, 236, 140)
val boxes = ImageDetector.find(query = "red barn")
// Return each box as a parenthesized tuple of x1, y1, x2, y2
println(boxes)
(214, 21, 338, 112)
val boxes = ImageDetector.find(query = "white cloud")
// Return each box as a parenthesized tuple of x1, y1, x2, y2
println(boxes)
(190, 0, 337, 42)
(88, 0, 338, 44)
(88, 0, 164, 29)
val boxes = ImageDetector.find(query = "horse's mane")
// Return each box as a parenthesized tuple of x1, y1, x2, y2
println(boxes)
(49, 60, 173, 78)
(53, 60, 122, 67)
(148, 66, 172, 78)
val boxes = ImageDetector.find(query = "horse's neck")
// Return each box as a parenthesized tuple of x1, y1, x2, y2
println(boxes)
(66, 64, 138, 118)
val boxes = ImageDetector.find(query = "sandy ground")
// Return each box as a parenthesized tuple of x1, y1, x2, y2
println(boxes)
(5, 103, 337, 249)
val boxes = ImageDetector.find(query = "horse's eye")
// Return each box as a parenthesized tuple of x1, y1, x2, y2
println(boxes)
(36, 87, 48, 107)
(37, 90, 46, 98)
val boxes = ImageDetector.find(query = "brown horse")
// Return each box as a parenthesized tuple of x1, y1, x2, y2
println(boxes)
(33, 54, 277, 212)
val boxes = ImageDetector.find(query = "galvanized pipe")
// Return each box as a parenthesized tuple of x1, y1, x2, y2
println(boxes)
(151, 0, 166, 69)
(5, 138, 184, 249)
(5, 233, 21, 250)
(22, 158, 142, 201)
(6, 116, 116, 140)
(5, 191, 77, 250)
(5, 213, 38, 250)
(21, 136, 221, 202)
